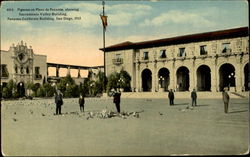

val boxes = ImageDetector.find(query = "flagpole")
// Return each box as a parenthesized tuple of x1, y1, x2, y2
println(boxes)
(102, 0, 106, 92)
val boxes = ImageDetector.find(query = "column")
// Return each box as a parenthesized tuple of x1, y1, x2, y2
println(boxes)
(47, 66, 49, 76)
(67, 66, 71, 76)
(78, 68, 81, 78)
(171, 60, 176, 91)
(235, 56, 243, 92)
(56, 66, 59, 77)
(189, 61, 195, 91)
(138, 64, 141, 92)
(211, 58, 218, 92)
(152, 62, 157, 92)
(135, 63, 139, 92)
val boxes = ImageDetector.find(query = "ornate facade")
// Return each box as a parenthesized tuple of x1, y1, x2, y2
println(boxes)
(102, 27, 249, 93)
(1, 41, 47, 96)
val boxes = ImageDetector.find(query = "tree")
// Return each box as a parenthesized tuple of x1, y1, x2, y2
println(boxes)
(43, 83, 56, 97)
(57, 75, 78, 97)
(2, 87, 11, 98)
(107, 70, 132, 93)
(36, 87, 46, 97)
(95, 71, 108, 94)
(107, 72, 120, 92)
(119, 69, 132, 92)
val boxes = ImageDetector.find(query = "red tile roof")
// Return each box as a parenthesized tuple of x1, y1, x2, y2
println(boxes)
(100, 27, 248, 52)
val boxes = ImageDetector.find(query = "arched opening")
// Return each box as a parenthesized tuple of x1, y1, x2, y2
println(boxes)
(244, 63, 249, 91)
(197, 65, 211, 91)
(176, 66, 189, 91)
(158, 68, 170, 91)
(141, 69, 152, 92)
(17, 82, 25, 97)
(219, 63, 235, 91)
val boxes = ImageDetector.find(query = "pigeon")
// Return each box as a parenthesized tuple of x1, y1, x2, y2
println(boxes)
(13, 118, 17, 122)
(159, 112, 163, 115)
(42, 113, 45, 116)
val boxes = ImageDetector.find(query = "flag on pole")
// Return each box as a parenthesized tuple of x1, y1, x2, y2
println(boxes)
(100, 15, 108, 30)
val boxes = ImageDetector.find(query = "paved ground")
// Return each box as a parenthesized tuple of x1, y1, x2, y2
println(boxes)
(1, 97, 249, 156)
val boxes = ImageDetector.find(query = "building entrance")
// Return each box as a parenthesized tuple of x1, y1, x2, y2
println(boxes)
(141, 69, 152, 92)
(17, 82, 25, 97)
(176, 66, 189, 91)
(219, 63, 235, 91)
(197, 65, 211, 91)
(158, 68, 170, 91)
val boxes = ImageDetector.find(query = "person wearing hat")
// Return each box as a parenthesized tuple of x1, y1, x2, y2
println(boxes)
(168, 89, 175, 106)
(222, 87, 230, 113)
(55, 89, 63, 115)
(113, 89, 121, 113)
(79, 93, 85, 112)
(191, 89, 197, 106)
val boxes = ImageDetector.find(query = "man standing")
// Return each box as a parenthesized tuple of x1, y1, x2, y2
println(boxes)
(222, 88, 230, 113)
(191, 89, 197, 106)
(168, 89, 174, 106)
(79, 93, 85, 112)
(55, 89, 63, 115)
(113, 89, 121, 113)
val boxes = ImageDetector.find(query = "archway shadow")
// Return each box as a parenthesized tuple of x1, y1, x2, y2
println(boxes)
(229, 110, 248, 114)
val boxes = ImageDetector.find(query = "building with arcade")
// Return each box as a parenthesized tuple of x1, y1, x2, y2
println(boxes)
(102, 27, 249, 93)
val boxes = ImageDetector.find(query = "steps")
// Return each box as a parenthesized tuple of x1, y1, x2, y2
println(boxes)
(103, 91, 249, 99)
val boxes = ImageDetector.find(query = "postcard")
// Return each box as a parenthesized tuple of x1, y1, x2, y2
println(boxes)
(1, 0, 249, 156)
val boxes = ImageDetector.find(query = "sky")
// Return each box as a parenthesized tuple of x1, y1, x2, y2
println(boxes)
(0, 0, 248, 76)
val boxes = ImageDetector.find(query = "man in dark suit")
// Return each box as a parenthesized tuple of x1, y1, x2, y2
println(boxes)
(55, 89, 63, 115)
(79, 93, 85, 112)
(168, 89, 174, 106)
(191, 89, 197, 106)
(222, 88, 230, 113)
(113, 89, 121, 113)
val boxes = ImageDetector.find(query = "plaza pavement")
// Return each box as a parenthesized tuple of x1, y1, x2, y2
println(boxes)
(1, 97, 249, 156)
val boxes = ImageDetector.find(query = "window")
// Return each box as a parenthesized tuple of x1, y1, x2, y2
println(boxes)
(116, 54, 121, 61)
(143, 52, 149, 60)
(222, 43, 231, 53)
(113, 54, 123, 65)
(159, 50, 166, 58)
(20, 66, 24, 74)
(15, 65, 18, 73)
(35, 67, 42, 79)
(200, 45, 207, 55)
(35, 67, 40, 74)
(178, 48, 186, 57)
(26, 67, 29, 74)
(1, 64, 8, 77)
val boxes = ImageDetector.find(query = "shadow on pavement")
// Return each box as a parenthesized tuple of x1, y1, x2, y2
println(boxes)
(174, 103, 189, 106)
(229, 110, 248, 114)
(195, 104, 209, 107)
(233, 103, 249, 105)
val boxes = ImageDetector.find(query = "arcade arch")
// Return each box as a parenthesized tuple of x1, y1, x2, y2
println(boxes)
(196, 65, 211, 91)
(176, 66, 189, 91)
(158, 68, 170, 91)
(141, 69, 152, 92)
(219, 63, 235, 91)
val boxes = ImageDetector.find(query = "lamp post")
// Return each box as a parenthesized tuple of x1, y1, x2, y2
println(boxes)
(228, 72, 234, 91)
(159, 76, 165, 91)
